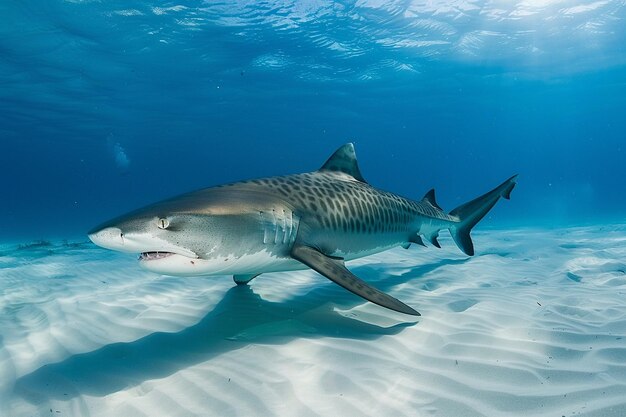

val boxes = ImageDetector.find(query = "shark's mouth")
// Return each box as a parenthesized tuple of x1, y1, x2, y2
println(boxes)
(137, 250, 205, 276)
(139, 251, 175, 261)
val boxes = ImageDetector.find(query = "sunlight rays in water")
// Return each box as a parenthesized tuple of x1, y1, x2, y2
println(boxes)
(44, 0, 625, 81)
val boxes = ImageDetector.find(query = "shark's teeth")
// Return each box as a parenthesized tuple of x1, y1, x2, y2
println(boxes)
(139, 251, 174, 261)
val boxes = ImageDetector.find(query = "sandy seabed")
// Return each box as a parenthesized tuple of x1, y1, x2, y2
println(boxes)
(1, 225, 626, 417)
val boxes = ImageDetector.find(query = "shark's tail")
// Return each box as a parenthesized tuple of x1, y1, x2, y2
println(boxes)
(448, 175, 518, 256)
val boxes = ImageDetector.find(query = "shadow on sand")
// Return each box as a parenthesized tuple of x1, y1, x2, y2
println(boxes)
(14, 258, 465, 404)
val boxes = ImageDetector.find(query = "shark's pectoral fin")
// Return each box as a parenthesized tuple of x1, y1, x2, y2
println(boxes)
(290, 245, 420, 316)
(233, 273, 261, 286)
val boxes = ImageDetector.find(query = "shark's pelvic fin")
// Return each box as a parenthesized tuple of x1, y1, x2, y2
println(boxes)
(428, 234, 441, 248)
(290, 245, 420, 316)
(409, 234, 427, 247)
(422, 189, 442, 210)
(233, 273, 261, 285)
(319, 143, 366, 183)
(449, 175, 518, 256)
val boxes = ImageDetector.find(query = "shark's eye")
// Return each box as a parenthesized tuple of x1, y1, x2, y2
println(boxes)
(157, 218, 170, 229)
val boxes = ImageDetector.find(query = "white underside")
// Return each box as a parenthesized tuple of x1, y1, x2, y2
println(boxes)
(139, 248, 306, 276)
(138, 242, 404, 277)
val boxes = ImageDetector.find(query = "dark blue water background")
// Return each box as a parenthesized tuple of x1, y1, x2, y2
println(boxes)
(2, 1, 625, 240)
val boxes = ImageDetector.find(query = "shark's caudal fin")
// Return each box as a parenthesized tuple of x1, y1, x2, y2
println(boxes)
(449, 175, 518, 256)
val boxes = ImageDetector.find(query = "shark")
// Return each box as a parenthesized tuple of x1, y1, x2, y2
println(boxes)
(89, 144, 517, 316)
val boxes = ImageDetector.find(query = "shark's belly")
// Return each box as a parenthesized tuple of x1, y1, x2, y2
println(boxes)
(202, 249, 307, 275)
(144, 230, 405, 277)
(140, 247, 306, 276)
(302, 227, 408, 262)
(194, 237, 401, 276)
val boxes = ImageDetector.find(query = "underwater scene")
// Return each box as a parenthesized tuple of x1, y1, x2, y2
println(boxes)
(2, 0, 626, 416)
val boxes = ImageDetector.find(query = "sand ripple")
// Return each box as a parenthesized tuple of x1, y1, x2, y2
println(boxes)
(2, 226, 626, 416)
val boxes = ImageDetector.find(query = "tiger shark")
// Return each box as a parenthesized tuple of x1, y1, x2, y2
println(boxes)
(89, 144, 517, 316)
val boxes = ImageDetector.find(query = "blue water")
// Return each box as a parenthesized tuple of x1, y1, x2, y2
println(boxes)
(2, 0, 625, 240)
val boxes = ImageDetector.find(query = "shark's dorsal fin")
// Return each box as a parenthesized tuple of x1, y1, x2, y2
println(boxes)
(422, 189, 442, 210)
(319, 143, 366, 183)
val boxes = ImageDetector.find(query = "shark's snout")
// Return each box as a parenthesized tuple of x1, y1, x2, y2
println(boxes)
(88, 227, 125, 251)
(88, 223, 200, 259)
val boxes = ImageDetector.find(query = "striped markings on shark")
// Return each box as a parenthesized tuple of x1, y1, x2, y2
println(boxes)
(89, 144, 517, 316)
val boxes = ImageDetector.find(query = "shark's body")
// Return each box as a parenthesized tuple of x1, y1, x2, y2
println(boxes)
(89, 144, 517, 316)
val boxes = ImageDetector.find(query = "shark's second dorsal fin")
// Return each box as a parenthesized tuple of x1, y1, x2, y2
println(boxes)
(422, 189, 442, 210)
(319, 143, 366, 183)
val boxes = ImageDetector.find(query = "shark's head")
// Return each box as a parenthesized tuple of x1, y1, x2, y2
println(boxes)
(88, 209, 206, 275)
(88, 190, 256, 276)
(88, 186, 287, 276)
